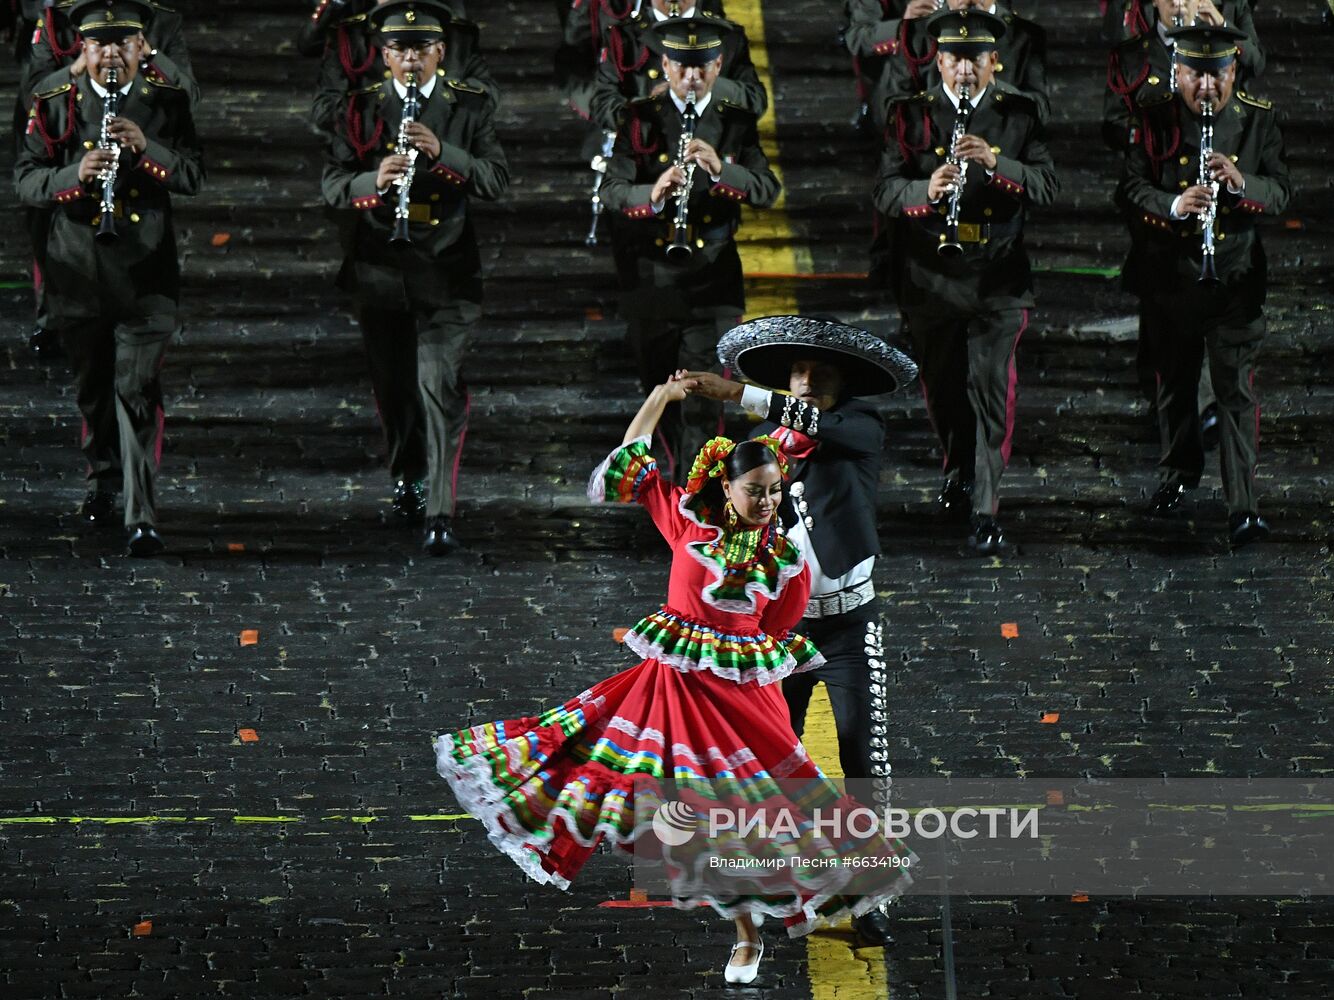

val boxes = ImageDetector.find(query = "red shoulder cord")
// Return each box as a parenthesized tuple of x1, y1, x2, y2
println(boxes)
(337, 23, 378, 81)
(900, 20, 937, 91)
(31, 87, 78, 159)
(629, 116, 659, 158)
(344, 95, 384, 161)
(606, 25, 649, 82)
(1106, 46, 1150, 115)
(1140, 105, 1180, 183)
(591, 0, 635, 48)
(892, 101, 932, 164)
(1128, 5, 1151, 37)
(44, 13, 81, 61)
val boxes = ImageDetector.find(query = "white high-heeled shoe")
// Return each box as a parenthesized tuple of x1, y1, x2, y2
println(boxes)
(724, 938, 764, 985)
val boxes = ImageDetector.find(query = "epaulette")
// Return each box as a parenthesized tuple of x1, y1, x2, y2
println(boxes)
(447, 79, 486, 95)
(35, 82, 72, 101)
(339, 12, 368, 25)
(716, 99, 755, 116)
(989, 85, 1036, 112)
(1236, 92, 1273, 111)
(1113, 31, 1153, 52)
(349, 82, 382, 97)
(146, 76, 183, 91)
(888, 90, 932, 107)
(1136, 91, 1173, 110)
(628, 94, 660, 109)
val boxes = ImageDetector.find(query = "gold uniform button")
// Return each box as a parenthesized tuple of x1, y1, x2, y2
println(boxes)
(996, 63, 1005, 72)
(431, 219, 440, 226)
(1179, 180, 1189, 189)
(431, 193, 440, 202)
(1179, 156, 1190, 165)
(983, 207, 993, 217)
(141, 87, 149, 96)
(648, 69, 660, 79)
(130, 189, 139, 198)
(990, 145, 1000, 154)
(655, 238, 664, 247)
(1217, 231, 1225, 240)
(695, 238, 704, 248)
(702, 215, 711, 223)
(935, 146, 945, 156)
(84, 140, 95, 150)
(1230, 154, 1239, 162)
(659, 153, 669, 163)
(130, 213, 140, 223)
(1148, 75, 1160, 86)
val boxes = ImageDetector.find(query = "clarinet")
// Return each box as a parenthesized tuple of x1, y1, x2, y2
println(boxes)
(664, 89, 698, 264)
(1197, 100, 1219, 285)
(96, 67, 122, 246)
(938, 84, 971, 258)
(1169, 10, 1184, 94)
(390, 72, 421, 247)
(585, 130, 615, 247)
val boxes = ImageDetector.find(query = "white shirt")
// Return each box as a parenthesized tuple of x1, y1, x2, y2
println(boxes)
(739, 386, 875, 598)
(942, 81, 986, 112)
(89, 77, 134, 100)
(393, 74, 438, 101)
(650, 4, 697, 20)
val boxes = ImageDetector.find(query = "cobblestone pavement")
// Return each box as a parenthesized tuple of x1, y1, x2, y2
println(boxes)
(1, 2, 1332, 998)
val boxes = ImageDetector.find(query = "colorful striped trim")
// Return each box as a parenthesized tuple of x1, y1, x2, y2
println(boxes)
(587, 435, 656, 504)
(623, 609, 822, 687)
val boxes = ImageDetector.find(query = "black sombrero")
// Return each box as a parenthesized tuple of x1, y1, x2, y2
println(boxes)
(717, 316, 918, 398)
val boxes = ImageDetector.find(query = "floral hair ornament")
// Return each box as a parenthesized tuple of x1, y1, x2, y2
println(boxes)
(685, 436, 736, 494)
(752, 435, 791, 477)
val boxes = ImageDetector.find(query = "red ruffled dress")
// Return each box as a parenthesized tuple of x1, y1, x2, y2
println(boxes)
(435, 436, 913, 934)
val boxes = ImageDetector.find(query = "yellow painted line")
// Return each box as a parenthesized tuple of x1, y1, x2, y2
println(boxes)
(724, 0, 808, 320)
(803, 684, 892, 999)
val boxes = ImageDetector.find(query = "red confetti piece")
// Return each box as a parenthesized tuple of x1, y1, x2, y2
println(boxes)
(238, 729, 259, 743)
(239, 630, 259, 646)
(1283, 219, 1303, 230)
(1046, 790, 1064, 806)
(211, 232, 231, 247)
(1070, 893, 1090, 903)
(227, 543, 245, 553)
(132, 920, 152, 936)
(612, 628, 629, 644)
(1041, 712, 1060, 724)
(1001, 622, 1019, 639)
(585, 306, 603, 321)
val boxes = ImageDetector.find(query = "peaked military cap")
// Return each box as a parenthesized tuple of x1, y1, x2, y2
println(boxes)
(642, 16, 737, 67)
(927, 8, 1007, 55)
(371, 0, 453, 44)
(68, 0, 153, 39)
(1167, 23, 1248, 72)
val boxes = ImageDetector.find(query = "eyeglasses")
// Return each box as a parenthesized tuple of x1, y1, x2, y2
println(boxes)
(85, 36, 138, 51)
(383, 42, 441, 57)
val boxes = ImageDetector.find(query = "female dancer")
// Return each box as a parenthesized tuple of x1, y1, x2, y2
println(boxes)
(436, 373, 912, 984)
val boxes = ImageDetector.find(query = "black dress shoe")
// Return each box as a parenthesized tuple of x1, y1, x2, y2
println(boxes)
(1146, 482, 1189, 517)
(1200, 403, 1220, 452)
(391, 479, 427, 520)
(126, 524, 165, 557)
(423, 516, 459, 557)
(968, 514, 1004, 556)
(1229, 512, 1270, 548)
(28, 327, 64, 359)
(79, 490, 117, 526)
(852, 908, 894, 947)
(938, 478, 973, 523)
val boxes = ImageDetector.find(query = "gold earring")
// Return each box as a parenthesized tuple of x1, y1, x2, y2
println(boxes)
(724, 498, 738, 528)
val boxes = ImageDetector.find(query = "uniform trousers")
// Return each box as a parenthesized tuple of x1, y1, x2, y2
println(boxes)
(358, 299, 479, 519)
(782, 597, 888, 811)
(627, 311, 734, 484)
(907, 306, 1029, 517)
(60, 320, 172, 527)
(1146, 290, 1264, 514)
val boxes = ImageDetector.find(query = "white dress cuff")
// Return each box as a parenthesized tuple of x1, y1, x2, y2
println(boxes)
(740, 384, 772, 418)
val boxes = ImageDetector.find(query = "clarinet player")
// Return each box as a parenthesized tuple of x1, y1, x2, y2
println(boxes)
(873, 8, 1056, 555)
(322, 0, 508, 556)
(599, 16, 779, 484)
(1117, 23, 1290, 546)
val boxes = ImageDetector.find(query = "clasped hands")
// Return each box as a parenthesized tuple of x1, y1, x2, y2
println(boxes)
(658, 370, 741, 403)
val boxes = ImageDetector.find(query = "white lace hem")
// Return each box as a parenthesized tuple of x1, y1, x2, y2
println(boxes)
(622, 630, 825, 687)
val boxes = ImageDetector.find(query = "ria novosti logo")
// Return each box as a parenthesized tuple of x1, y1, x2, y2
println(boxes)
(651, 801, 698, 846)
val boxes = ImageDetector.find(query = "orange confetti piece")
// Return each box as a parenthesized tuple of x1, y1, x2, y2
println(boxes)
(211, 232, 231, 247)
(1041, 712, 1060, 724)
(1001, 622, 1019, 639)
(612, 628, 629, 644)
(1283, 219, 1303, 230)
(238, 728, 259, 743)
(1070, 893, 1089, 903)
(227, 543, 245, 553)
(585, 306, 604, 321)
(239, 630, 259, 646)
(1046, 790, 1064, 806)
(132, 920, 152, 936)
(629, 888, 648, 904)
